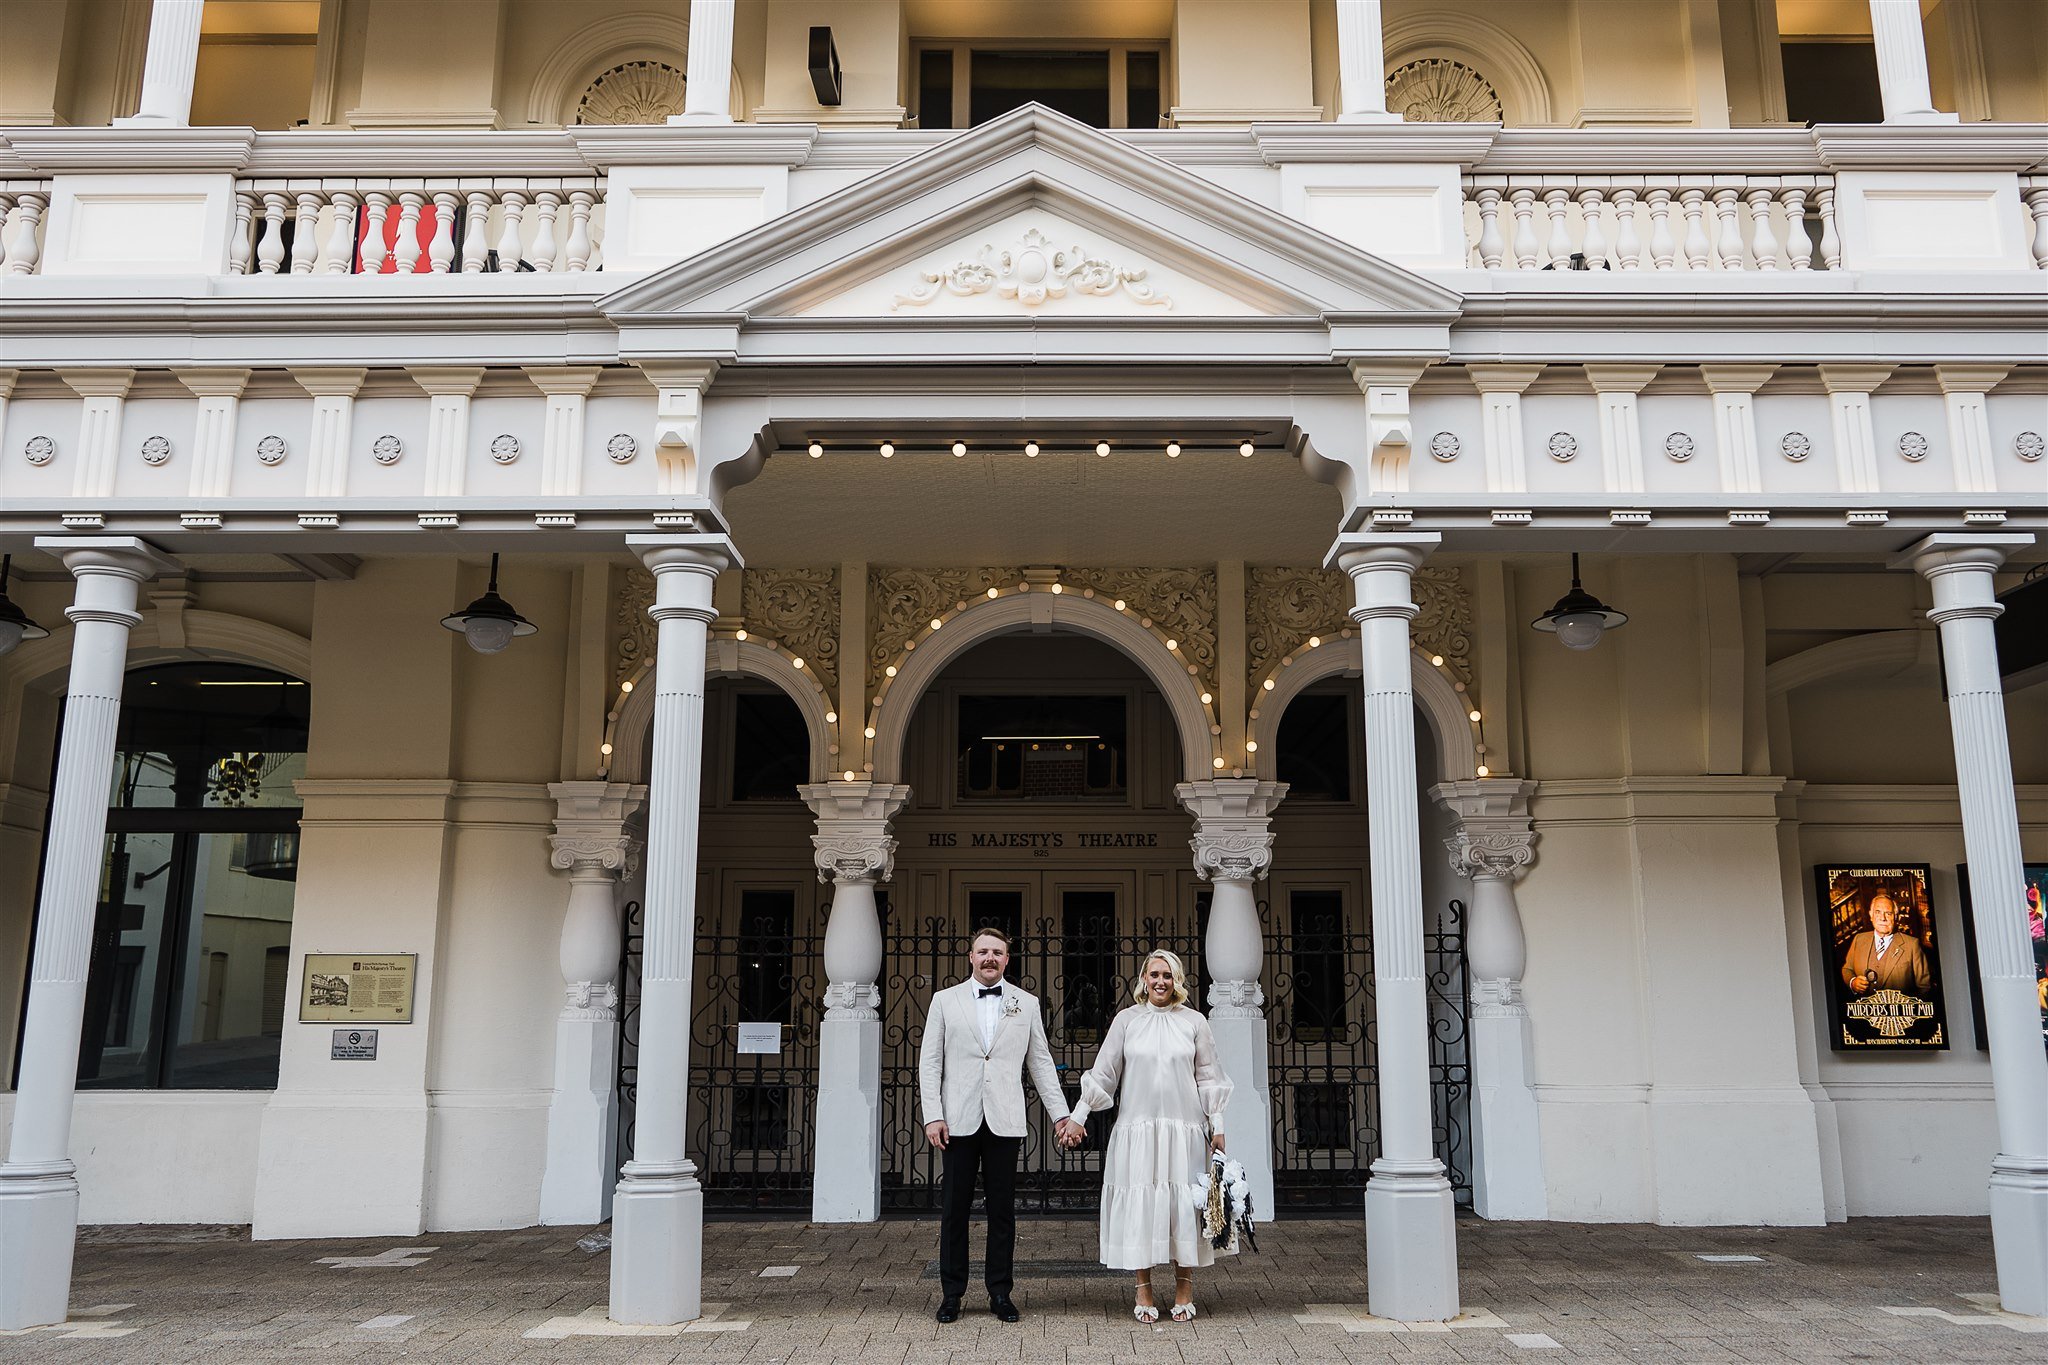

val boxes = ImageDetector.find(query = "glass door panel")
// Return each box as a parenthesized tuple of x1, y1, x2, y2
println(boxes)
(166, 832, 297, 1088)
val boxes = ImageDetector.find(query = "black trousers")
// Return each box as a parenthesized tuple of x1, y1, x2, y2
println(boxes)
(937, 1127, 1020, 1300)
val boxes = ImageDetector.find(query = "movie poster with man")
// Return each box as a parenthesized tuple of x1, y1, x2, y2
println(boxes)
(1816, 864, 1947, 1050)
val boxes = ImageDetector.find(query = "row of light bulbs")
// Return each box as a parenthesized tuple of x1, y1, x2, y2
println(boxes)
(805, 439, 1259, 459)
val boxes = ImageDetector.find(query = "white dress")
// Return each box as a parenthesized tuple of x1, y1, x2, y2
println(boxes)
(1070, 1002, 1235, 1270)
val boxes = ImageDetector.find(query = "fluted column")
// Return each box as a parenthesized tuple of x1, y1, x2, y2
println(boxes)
(538, 782, 645, 1227)
(1433, 778, 1547, 1222)
(801, 779, 912, 1224)
(1900, 534, 2047, 1315)
(1868, 0, 1956, 124)
(609, 534, 738, 1326)
(114, 0, 205, 127)
(0, 536, 177, 1330)
(1335, 0, 1400, 123)
(1334, 532, 1457, 1323)
(675, 0, 736, 124)
(1176, 778, 1287, 1222)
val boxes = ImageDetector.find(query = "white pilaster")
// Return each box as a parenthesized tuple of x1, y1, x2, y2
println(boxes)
(1818, 364, 1894, 495)
(1898, 534, 2047, 1316)
(1583, 365, 1660, 496)
(1176, 778, 1287, 1223)
(526, 367, 601, 498)
(674, 0, 737, 125)
(1433, 778, 1547, 1222)
(113, 0, 206, 128)
(1700, 365, 1776, 496)
(0, 536, 177, 1331)
(1469, 365, 1542, 495)
(1935, 364, 2012, 495)
(416, 367, 484, 499)
(1868, 0, 1957, 124)
(801, 779, 912, 1225)
(180, 369, 250, 500)
(610, 534, 739, 1326)
(1333, 532, 1457, 1323)
(1335, 0, 1401, 123)
(538, 782, 645, 1227)
(293, 368, 366, 499)
(59, 370, 133, 502)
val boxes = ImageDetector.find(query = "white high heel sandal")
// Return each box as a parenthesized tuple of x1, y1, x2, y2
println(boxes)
(1134, 1273, 1159, 1324)
(1170, 1270, 1197, 1321)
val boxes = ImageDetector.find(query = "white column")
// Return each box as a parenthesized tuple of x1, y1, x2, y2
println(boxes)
(1868, 0, 1957, 124)
(293, 368, 366, 500)
(1433, 778, 1547, 1222)
(0, 536, 176, 1331)
(1936, 364, 2012, 496)
(59, 370, 134, 503)
(113, 0, 206, 128)
(1468, 365, 1542, 496)
(1900, 534, 2048, 1316)
(525, 367, 601, 498)
(1584, 365, 1660, 496)
(1176, 778, 1287, 1223)
(1334, 532, 1458, 1323)
(609, 535, 736, 1326)
(801, 779, 912, 1224)
(538, 782, 644, 1227)
(1335, 0, 1401, 123)
(1701, 365, 1776, 496)
(180, 368, 250, 500)
(1818, 364, 1895, 496)
(416, 367, 484, 499)
(673, 0, 736, 124)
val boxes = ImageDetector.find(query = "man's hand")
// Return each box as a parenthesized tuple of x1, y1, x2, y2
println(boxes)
(1055, 1117, 1084, 1148)
(1850, 973, 1870, 993)
(925, 1120, 949, 1150)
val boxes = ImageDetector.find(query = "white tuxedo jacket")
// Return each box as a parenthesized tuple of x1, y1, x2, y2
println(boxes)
(917, 979, 1071, 1138)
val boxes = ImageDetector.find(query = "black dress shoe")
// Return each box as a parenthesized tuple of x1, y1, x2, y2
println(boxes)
(990, 1295, 1021, 1323)
(936, 1297, 962, 1323)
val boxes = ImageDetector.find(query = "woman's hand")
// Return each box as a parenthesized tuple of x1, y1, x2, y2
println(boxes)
(1209, 1133, 1226, 1156)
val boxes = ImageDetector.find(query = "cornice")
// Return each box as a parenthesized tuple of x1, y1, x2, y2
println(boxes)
(1252, 121, 1499, 166)
(241, 129, 590, 176)
(0, 126, 258, 173)
(1811, 122, 2048, 171)
(568, 123, 819, 169)
(1471, 128, 1822, 174)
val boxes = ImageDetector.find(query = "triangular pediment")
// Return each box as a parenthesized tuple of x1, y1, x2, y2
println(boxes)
(600, 104, 1462, 334)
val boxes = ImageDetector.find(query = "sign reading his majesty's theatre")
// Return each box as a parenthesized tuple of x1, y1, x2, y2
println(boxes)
(300, 954, 419, 1024)
(1815, 866, 1948, 1050)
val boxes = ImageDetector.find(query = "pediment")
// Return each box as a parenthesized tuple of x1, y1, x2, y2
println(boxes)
(600, 104, 1463, 332)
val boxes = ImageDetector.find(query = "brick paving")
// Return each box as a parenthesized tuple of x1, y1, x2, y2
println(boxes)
(1, 1214, 2041, 1361)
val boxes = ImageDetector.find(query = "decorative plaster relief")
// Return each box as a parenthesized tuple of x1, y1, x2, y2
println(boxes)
(607, 433, 638, 464)
(1546, 432, 1578, 462)
(140, 435, 172, 466)
(1780, 432, 1812, 462)
(1062, 567, 1219, 699)
(615, 567, 654, 684)
(2018, 431, 2044, 462)
(894, 227, 1171, 311)
(742, 567, 840, 705)
(575, 60, 688, 126)
(866, 567, 1023, 697)
(1898, 431, 1930, 462)
(256, 434, 287, 465)
(1245, 564, 1473, 701)
(372, 434, 403, 465)
(490, 434, 521, 465)
(1429, 432, 1460, 462)
(24, 435, 55, 466)
(1384, 58, 1504, 123)
(1664, 432, 1695, 462)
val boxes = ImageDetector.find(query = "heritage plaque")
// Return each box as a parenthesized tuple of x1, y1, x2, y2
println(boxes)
(300, 954, 418, 1023)
(1957, 863, 2048, 1055)
(331, 1028, 379, 1060)
(1815, 865, 1948, 1050)
(736, 1022, 783, 1055)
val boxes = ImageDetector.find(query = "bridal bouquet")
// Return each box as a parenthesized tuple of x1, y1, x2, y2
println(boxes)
(1195, 1152, 1258, 1253)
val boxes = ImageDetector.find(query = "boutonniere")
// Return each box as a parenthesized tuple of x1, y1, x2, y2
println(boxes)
(1002, 996, 1022, 1017)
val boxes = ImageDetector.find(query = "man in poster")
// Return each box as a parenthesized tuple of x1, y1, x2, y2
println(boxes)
(1840, 892, 1933, 999)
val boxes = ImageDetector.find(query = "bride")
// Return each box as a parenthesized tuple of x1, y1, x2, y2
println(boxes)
(1062, 948, 1233, 1322)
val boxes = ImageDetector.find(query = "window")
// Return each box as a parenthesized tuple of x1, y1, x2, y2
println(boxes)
(956, 695, 1126, 803)
(912, 44, 1168, 129)
(1781, 42, 1883, 123)
(1276, 691, 1352, 802)
(730, 690, 807, 802)
(43, 662, 308, 1091)
(190, 0, 320, 130)
(735, 889, 796, 1025)
(1289, 889, 1347, 1044)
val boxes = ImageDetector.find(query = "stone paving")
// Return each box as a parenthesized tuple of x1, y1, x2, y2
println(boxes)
(1, 1214, 2042, 1362)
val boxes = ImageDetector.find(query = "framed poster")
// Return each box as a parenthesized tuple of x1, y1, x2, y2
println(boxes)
(1957, 864, 2048, 1055)
(1815, 865, 1947, 1050)
(299, 954, 418, 1023)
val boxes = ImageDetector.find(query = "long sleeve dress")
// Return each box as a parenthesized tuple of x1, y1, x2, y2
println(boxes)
(1069, 1002, 1235, 1270)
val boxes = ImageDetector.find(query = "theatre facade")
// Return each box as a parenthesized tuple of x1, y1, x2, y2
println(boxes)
(1, 0, 2045, 1334)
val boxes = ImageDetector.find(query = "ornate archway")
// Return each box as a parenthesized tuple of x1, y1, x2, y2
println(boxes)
(1248, 638, 1481, 784)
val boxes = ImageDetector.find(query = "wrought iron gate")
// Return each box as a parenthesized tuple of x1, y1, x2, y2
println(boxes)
(618, 899, 1471, 1214)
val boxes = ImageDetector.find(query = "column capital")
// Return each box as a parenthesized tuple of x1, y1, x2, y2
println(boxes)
(800, 779, 912, 883)
(547, 780, 646, 875)
(1934, 363, 2014, 395)
(1699, 364, 1778, 395)
(1581, 364, 1662, 394)
(290, 367, 368, 398)
(1892, 533, 2033, 580)
(523, 366, 604, 397)
(1327, 532, 1440, 579)
(627, 533, 741, 579)
(1177, 778, 1286, 883)
(410, 365, 486, 398)
(1444, 827, 1537, 882)
(34, 535, 180, 585)
(1816, 363, 1896, 395)
(1465, 363, 1544, 395)
(57, 368, 134, 400)
(176, 368, 252, 399)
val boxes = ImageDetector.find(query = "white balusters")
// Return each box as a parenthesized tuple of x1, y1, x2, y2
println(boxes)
(392, 192, 424, 274)
(1, 188, 49, 276)
(290, 191, 321, 274)
(1780, 186, 1813, 271)
(429, 191, 459, 273)
(357, 190, 391, 275)
(1576, 186, 1608, 268)
(228, 191, 255, 275)
(1542, 188, 1573, 267)
(495, 190, 527, 272)
(461, 189, 492, 273)
(257, 191, 288, 274)
(1815, 186, 1842, 270)
(1612, 188, 1641, 271)
(1471, 183, 1504, 268)
(1711, 188, 1745, 270)
(2025, 183, 2048, 271)
(1509, 187, 1540, 269)
(320, 189, 359, 275)
(1744, 186, 1779, 270)
(1645, 188, 1676, 271)
(1679, 188, 1711, 270)
(530, 190, 561, 273)
(565, 189, 596, 274)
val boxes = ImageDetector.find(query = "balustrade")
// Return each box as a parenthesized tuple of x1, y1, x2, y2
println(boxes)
(0, 183, 51, 276)
(2025, 177, 2048, 271)
(229, 178, 606, 277)
(1463, 174, 1837, 273)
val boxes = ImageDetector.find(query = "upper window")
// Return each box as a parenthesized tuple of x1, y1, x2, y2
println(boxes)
(42, 662, 309, 1091)
(1276, 689, 1353, 803)
(956, 694, 1126, 802)
(914, 43, 1165, 129)
(729, 690, 808, 803)
(1776, 1, 1887, 124)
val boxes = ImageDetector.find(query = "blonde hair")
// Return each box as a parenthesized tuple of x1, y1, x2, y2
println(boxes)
(1131, 949, 1191, 1007)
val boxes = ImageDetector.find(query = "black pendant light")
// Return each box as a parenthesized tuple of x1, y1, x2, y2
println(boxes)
(1531, 553, 1628, 651)
(0, 555, 51, 658)
(440, 553, 536, 654)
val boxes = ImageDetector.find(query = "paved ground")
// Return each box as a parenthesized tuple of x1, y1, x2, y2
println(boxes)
(2, 1214, 2043, 1362)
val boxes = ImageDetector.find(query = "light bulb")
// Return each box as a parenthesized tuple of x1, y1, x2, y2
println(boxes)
(735, 629, 748, 641)
(1469, 709, 1482, 722)
(1431, 654, 1445, 667)
(807, 442, 823, 458)
(1239, 441, 1255, 457)
(1308, 635, 1321, 648)
(791, 657, 805, 669)
(600, 743, 613, 755)
(1200, 692, 1213, 705)
(1166, 442, 1181, 457)
(1245, 741, 1258, 753)
(825, 711, 838, 723)
(986, 587, 998, 598)
(930, 617, 942, 630)
(1263, 679, 1275, 691)
(952, 441, 967, 457)
(619, 679, 633, 692)
(1477, 764, 1491, 777)
(880, 442, 894, 458)
(1552, 612, 1606, 651)
(1050, 583, 1063, 594)
(885, 665, 898, 677)
(1113, 599, 1126, 611)
(844, 770, 855, 781)
(864, 726, 876, 738)
(1212, 757, 1226, 769)
(463, 617, 515, 655)
(1166, 639, 1178, 651)
(1025, 441, 1039, 457)
(1096, 442, 1111, 457)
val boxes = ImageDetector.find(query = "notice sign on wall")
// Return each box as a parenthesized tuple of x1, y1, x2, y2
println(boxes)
(300, 954, 418, 1024)
(331, 1029, 379, 1060)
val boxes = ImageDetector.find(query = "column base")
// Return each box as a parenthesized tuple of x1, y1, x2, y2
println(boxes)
(538, 1012, 621, 1226)
(1208, 1005, 1275, 1222)
(1469, 1007, 1547, 1221)
(1990, 1155, 2048, 1317)
(813, 1009, 882, 1223)
(0, 1161, 80, 1330)
(1364, 1159, 1458, 1322)
(608, 1161, 704, 1325)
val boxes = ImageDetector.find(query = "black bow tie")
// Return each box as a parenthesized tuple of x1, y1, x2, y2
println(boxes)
(978, 986, 1003, 998)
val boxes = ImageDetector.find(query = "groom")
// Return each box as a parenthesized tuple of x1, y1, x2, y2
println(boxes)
(918, 926, 1082, 1323)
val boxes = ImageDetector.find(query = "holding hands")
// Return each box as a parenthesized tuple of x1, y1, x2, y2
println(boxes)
(1054, 1116, 1086, 1149)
